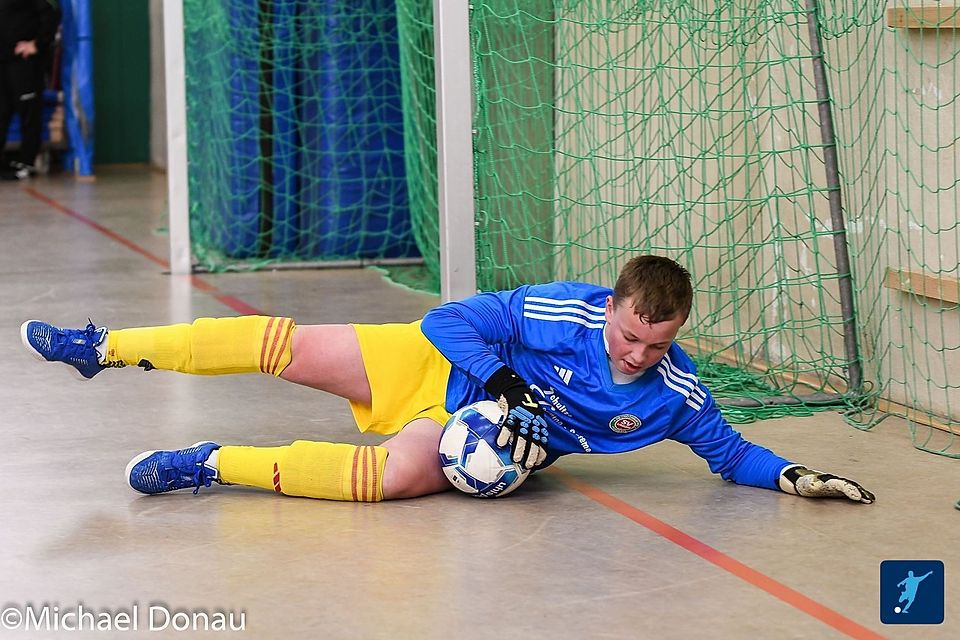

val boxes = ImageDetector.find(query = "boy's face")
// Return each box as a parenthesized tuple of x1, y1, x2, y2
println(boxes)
(604, 295, 684, 375)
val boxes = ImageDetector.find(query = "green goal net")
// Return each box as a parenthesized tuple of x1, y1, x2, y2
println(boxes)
(821, 2, 959, 456)
(470, 0, 858, 423)
(395, 0, 959, 454)
(181, 1, 959, 455)
(183, 0, 421, 270)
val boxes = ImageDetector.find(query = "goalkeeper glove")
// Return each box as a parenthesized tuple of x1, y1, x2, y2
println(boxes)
(778, 464, 875, 504)
(484, 365, 549, 470)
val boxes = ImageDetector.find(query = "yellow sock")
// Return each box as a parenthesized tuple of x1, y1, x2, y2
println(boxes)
(218, 441, 388, 502)
(216, 445, 288, 493)
(104, 316, 295, 376)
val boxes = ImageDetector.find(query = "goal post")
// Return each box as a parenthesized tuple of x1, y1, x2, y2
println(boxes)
(163, 0, 191, 276)
(433, 0, 477, 301)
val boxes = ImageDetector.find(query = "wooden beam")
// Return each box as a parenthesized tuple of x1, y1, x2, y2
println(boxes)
(886, 7, 960, 29)
(883, 268, 960, 305)
(878, 399, 957, 435)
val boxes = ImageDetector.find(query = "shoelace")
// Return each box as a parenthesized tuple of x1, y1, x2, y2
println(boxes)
(51, 322, 101, 358)
(59, 321, 102, 350)
(80, 320, 126, 368)
(147, 448, 216, 495)
(178, 456, 216, 495)
(190, 465, 215, 495)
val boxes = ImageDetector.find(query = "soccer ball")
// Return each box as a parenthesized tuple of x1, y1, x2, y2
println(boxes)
(438, 400, 530, 498)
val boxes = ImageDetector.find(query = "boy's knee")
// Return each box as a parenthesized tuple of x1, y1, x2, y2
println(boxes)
(381, 446, 449, 499)
(383, 427, 450, 500)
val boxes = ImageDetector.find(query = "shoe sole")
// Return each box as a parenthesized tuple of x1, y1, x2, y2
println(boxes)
(125, 441, 217, 494)
(20, 320, 95, 382)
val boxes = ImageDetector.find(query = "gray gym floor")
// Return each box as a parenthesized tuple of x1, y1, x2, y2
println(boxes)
(1, 168, 957, 639)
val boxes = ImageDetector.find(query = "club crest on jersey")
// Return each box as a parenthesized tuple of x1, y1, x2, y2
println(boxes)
(609, 414, 642, 433)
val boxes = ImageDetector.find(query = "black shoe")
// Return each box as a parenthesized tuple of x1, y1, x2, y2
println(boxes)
(1, 162, 32, 180)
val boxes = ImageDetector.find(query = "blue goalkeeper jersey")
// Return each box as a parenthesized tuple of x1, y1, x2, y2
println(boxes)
(420, 281, 793, 490)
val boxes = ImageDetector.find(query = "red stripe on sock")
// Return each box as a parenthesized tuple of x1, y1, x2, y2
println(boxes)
(268, 318, 292, 375)
(370, 447, 379, 501)
(350, 447, 362, 502)
(264, 318, 285, 375)
(362, 447, 371, 502)
(273, 461, 282, 494)
(259, 317, 276, 373)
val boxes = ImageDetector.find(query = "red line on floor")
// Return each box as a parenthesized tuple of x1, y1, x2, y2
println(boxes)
(26, 184, 886, 639)
(23, 186, 266, 316)
(25, 186, 170, 269)
(549, 468, 887, 640)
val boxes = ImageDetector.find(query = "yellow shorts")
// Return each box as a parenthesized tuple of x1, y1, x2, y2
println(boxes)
(348, 321, 453, 435)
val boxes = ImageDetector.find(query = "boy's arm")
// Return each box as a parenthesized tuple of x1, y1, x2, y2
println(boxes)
(421, 289, 548, 469)
(669, 399, 791, 490)
(672, 397, 874, 503)
(421, 289, 525, 387)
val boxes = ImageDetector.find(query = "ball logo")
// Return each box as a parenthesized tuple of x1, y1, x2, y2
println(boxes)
(609, 414, 641, 433)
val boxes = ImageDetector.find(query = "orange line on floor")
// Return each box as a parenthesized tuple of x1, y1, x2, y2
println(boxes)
(23, 186, 266, 317)
(549, 467, 887, 640)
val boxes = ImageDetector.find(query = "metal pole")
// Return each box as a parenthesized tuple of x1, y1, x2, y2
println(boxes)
(718, 392, 849, 408)
(163, 0, 192, 275)
(190, 257, 426, 273)
(805, 0, 863, 394)
(433, 0, 477, 301)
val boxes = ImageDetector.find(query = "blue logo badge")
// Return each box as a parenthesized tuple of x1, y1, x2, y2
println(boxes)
(879, 560, 944, 624)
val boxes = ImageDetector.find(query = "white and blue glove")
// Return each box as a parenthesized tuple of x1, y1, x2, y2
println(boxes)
(779, 464, 875, 504)
(484, 366, 549, 470)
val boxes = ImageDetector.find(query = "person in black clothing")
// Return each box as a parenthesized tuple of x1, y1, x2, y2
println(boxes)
(0, 0, 61, 180)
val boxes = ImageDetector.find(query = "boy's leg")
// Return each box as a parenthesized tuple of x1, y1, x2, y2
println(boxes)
(105, 316, 296, 376)
(127, 418, 449, 500)
(22, 316, 297, 379)
(380, 418, 450, 499)
(22, 317, 373, 404)
(111, 320, 372, 403)
(219, 417, 446, 500)
(279, 324, 372, 404)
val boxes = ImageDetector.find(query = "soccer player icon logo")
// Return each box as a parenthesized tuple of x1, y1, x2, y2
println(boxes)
(879, 560, 944, 624)
(894, 570, 932, 614)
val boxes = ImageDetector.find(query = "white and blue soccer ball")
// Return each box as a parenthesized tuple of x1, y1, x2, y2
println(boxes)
(438, 400, 530, 498)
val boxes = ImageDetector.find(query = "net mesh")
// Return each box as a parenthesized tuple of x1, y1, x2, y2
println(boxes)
(394, 0, 959, 453)
(183, 0, 420, 269)
(181, 1, 959, 455)
(466, 0, 859, 422)
(821, 3, 959, 456)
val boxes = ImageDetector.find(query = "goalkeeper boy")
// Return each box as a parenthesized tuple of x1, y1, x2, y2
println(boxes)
(21, 255, 874, 504)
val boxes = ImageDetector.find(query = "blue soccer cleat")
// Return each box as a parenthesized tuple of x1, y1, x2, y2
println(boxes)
(126, 441, 222, 495)
(21, 320, 109, 379)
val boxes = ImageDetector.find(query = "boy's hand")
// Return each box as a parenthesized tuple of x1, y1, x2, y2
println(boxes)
(485, 366, 549, 469)
(779, 465, 875, 503)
